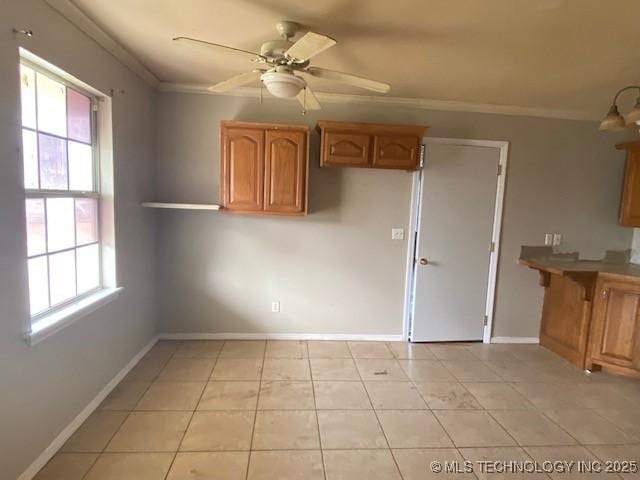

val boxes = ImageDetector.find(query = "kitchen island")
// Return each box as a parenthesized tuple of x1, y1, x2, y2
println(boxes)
(520, 246, 640, 378)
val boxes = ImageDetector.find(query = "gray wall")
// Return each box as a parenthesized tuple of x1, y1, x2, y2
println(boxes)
(0, 1, 157, 478)
(156, 92, 632, 339)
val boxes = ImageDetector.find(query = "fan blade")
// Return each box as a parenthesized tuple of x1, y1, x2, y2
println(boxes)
(296, 87, 321, 111)
(208, 70, 264, 92)
(173, 36, 265, 61)
(284, 32, 336, 62)
(304, 67, 390, 93)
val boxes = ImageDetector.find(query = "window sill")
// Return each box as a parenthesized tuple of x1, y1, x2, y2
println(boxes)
(26, 287, 123, 346)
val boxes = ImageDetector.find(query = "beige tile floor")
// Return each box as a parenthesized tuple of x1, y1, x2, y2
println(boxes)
(35, 340, 640, 479)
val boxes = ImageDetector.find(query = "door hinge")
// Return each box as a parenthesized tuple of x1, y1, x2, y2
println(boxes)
(497, 164, 502, 176)
(419, 144, 425, 168)
(490, 241, 495, 253)
(483, 315, 488, 326)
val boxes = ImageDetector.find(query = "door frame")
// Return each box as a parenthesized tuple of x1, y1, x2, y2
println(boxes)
(403, 137, 509, 343)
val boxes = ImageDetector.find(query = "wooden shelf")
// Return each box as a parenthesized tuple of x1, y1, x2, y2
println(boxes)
(141, 202, 221, 211)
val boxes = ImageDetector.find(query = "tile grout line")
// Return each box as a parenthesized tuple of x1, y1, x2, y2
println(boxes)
(307, 341, 327, 480)
(356, 343, 406, 480)
(244, 340, 267, 480)
(407, 367, 464, 465)
(403, 348, 516, 475)
(79, 340, 181, 480)
(160, 341, 220, 480)
(56, 443, 640, 454)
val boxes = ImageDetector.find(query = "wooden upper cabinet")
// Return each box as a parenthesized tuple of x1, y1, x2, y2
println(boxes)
(317, 121, 428, 170)
(322, 132, 370, 167)
(372, 135, 421, 169)
(264, 130, 306, 214)
(588, 276, 640, 375)
(222, 127, 264, 212)
(220, 121, 308, 216)
(618, 141, 640, 227)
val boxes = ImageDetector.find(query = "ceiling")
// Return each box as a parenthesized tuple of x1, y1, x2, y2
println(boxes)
(68, 0, 640, 119)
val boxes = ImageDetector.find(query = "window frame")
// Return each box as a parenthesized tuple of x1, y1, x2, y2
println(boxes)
(20, 57, 104, 322)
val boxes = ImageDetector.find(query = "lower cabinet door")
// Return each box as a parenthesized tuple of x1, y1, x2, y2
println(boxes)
(222, 127, 264, 212)
(264, 129, 307, 214)
(589, 278, 640, 371)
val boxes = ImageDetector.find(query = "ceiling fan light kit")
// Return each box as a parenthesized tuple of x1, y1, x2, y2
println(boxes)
(261, 69, 306, 98)
(599, 86, 640, 132)
(172, 21, 391, 112)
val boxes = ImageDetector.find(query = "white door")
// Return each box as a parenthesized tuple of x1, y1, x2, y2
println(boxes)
(411, 142, 501, 342)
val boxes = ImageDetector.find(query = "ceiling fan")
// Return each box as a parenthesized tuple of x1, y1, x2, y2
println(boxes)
(173, 21, 391, 112)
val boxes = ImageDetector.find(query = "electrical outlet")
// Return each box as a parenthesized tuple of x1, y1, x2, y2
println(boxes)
(391, 228, 405, 240)
(552, 233, 562, 247)
(271, 301, 280, 313)
(544, 233, 553, 246)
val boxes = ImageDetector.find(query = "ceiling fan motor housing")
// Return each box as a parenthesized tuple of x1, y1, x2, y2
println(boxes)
(260, 39, 293, 61)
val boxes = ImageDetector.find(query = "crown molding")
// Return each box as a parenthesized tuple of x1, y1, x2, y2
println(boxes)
(44, 0, 160, 87)
(40, 0, 597, 121)
(158, 82, 598, 121)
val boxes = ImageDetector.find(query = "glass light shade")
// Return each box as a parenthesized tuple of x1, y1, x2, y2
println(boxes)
(625, 99, 640, 125)
(260, 72, 305, 98)
(599, 105, 626, 132)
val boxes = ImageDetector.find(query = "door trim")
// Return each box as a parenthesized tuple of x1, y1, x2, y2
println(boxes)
(404, 137, 509, 343)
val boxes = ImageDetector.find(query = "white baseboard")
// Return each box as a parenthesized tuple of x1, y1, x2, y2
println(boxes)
(490, 336, 540, 344)
(18, 336, 159, 480)
(159, 332, 405, 342)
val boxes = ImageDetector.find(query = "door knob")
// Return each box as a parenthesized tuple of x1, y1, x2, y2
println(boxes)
(419, 258, 428, 266)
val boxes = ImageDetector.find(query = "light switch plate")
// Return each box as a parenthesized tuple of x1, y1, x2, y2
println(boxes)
(552, 233, 562, 247)
(391, 228, 405, 240)
(544, 233, 553, 246)
(271, 301, 280, 313)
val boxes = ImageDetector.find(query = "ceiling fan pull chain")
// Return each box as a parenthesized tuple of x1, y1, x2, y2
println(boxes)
(260, 82, 264, 104)
(302, 87, 307, 115)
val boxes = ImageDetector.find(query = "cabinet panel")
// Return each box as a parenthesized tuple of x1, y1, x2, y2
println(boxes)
(620, 150, 640, 227)
(221, 121, 309, 216)
(222, 128, 264, 211)
(317, 121, 428, 170)
(264, 130, 306, 214)
(321, 132, 370, 167)
(372, 135, 420, 170)
(539, 273, 594, 368)
(590, 278, 640, 371)
(600, 289, 638, 361)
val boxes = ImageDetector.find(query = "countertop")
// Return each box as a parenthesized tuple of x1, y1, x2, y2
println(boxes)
(518, 246, 640, 281)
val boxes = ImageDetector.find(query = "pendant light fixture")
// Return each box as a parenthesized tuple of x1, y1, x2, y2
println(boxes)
(599, 86, 640, 132)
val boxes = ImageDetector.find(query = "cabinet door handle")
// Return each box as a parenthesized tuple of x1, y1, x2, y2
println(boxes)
(601, 289, 608, 299)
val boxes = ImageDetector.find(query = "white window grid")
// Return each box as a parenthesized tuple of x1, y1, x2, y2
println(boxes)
(21, 58, 103, 319)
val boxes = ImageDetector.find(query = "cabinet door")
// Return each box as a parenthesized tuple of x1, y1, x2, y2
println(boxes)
(264, 130, 307, 214)
(321, 132, 370, 167)
(372, 135, 420, 170)
(589, 278, 640, 370)
(221, 127, 264, 212)
(620, 150, 640, 227)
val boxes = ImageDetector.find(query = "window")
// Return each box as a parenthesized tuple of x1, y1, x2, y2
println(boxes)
(20, 61, 102, 320)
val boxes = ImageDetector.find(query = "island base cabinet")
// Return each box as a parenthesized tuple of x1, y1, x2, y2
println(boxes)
(588, 276, 640, 379)
(539, 274, 594, 369)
